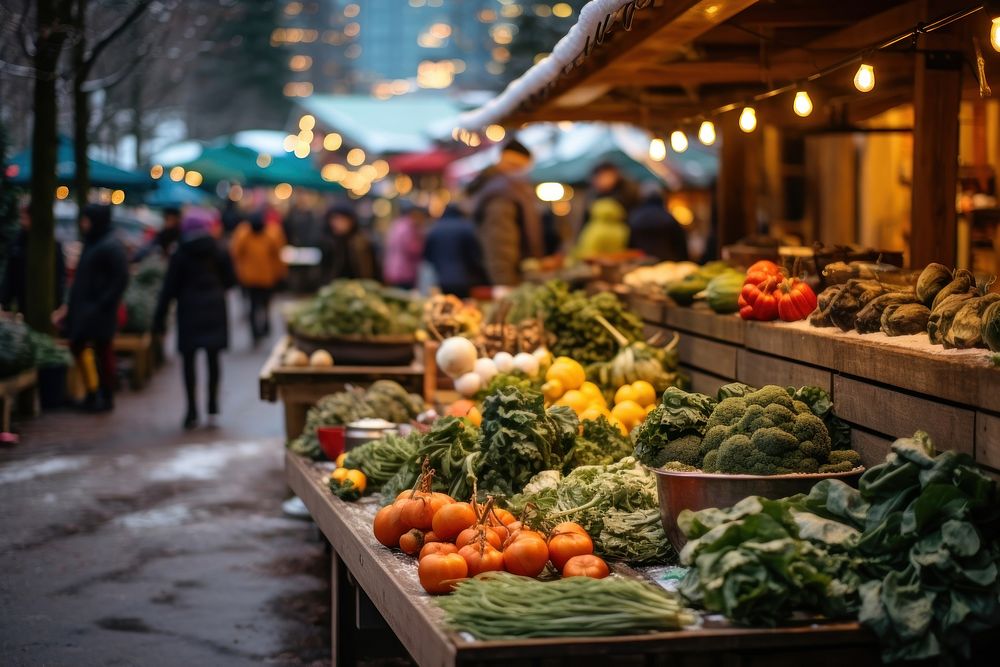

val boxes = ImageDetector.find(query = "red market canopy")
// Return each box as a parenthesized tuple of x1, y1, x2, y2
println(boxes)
(386, 148, 461, 175)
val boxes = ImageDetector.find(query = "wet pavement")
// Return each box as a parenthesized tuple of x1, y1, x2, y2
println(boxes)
(0, 299, 331, 666)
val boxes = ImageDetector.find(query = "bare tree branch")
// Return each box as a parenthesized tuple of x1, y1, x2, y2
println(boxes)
(82, 0, 150, 75)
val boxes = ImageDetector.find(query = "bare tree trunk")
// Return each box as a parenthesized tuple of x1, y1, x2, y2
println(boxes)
(27, 0, 72, 335)
(132, 73, 143, 167)
(73, 0, 90, 211)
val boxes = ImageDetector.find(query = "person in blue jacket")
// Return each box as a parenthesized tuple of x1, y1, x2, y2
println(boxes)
(423, 204, 489, 298)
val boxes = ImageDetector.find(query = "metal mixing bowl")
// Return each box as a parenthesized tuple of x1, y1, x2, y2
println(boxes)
(651, 468, 864, 550)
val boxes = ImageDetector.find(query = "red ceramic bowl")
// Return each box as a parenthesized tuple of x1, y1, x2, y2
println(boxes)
(317, 426, 346, 461)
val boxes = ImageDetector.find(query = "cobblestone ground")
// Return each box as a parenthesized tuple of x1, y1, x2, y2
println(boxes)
(0, 297, 331, 666)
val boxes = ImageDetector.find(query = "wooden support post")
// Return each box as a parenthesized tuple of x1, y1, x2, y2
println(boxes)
(716, 110, 758, 254)
(910, 39, 962, 268)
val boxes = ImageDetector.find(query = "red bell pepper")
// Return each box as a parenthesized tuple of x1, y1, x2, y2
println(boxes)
(776, 278, 818, 322)
(738, 274, 781, 321)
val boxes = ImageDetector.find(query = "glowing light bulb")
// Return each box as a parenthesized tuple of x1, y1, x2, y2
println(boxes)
(738, 107, 757, 133)
(648, 137, 666, 161)
(793, 90, 813, 117)
(697, 120, 716, 146)
(669, 130, 688, 153)
(854, 63, 875, 93)
(992, 18, 1000, 52)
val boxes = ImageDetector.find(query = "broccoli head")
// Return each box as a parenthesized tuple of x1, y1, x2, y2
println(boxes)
(818, 449, 862, 474)
(699, 385, 843, 475)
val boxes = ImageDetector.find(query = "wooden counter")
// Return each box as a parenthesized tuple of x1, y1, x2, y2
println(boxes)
(286, 451, 883, 667)
(631, 298, 1000, 476)
(260, 336, 425, 440)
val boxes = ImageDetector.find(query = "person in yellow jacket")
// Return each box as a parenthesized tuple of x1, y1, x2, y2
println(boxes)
(573, 197, 630, 259)
(230, 212, 286, 345)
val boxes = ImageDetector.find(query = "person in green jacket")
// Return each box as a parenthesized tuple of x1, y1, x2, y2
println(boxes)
(573, 197, 629, 259)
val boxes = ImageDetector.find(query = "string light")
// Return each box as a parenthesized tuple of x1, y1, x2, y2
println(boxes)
(648, 137, 666, 161)
(853, 63, 875, 92)
(669, 130, 688, 153)
(793, 90, 813, 117)
(992, 17, 1000, 52)
(697, 120, 716, 146)
(738, 107, 757, 133)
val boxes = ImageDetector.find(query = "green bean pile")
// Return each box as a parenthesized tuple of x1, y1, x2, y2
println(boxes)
(436, 572, 696, 639)
(342, 432, 418, 487)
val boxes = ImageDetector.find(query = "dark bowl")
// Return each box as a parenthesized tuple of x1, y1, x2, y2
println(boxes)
(651, 467, 864, 550)
(288, 328, 416, 366)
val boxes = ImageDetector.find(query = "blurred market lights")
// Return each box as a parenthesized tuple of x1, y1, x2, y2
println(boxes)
(551, 200, 571, 216)
(372, 198, 392, 218)
(485, 124, 506, 142)
(274, 183, 293, 200)
(284, 82, 313, 97)
(668, 199, 695, 226)
(535, 182, 565, 202)
(793, 90, 813, 117)
(228, 184, 243, 201)
(738, 107, 757, 133)
(552, 3, 573, 18)
(55, 185, 69, 200)
(669, 130, 688, 153)
(169, 166, 185, 182)
(283, 134, 297, 152)
(344, 3, 360, 18)
(299, 115, 315, 131)
(323, 133, 343, 151)
(372, 160, 390, 178)
(150, 164, 164, 179)
(289, 55, 312, 72)
(648, 137, 666, 162)
(321, 163, 347, 182)
(395, 174, 413, 195)
(417, 60, 455, 88)
(346, 148, 366, 166)
(256, 153, 272, 168)
(698, 121, 716, 146)
(184, 170, 203, 187)
(285, 1, 302, 16)
(111, 189, 126, 205)
(491, 24, 514, 45)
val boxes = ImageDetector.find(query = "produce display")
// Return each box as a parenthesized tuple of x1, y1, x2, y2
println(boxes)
(633, 384, 859, 474)
(288, 279, 422, 338)
(422, 294, 482, 339)
(281, 346, 335, 367)
(622, 261, 699, 289)
(122, 256, 165, 334)
(287, 380, 424, 459)
(678, 432, 1000, 664)
(738, 260, 817, 322)
(0, 317, 35, 378)
(666, 261, 733, 306)
(438, 572, 694, 639)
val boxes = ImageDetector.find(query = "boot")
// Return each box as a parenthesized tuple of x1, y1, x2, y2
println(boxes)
(183, 408, 198, 430)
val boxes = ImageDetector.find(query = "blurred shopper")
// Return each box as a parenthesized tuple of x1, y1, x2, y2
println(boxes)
(1, 204, 66, 314)
(469, 139, 544, 286)
(58, 204, 128, 412)
(573, 198, 630, 259)
(318, 203, 377, 282)
(153, 208, 236, 429)
(383, 202, 427, 290)
(283, 198, 318, 247)
(589, 161, 639, 213)
(231, 212, 286, 346)
(133, 206, 181, 262)
(628, 183, 689, 261)
(423, 204, 488, 298)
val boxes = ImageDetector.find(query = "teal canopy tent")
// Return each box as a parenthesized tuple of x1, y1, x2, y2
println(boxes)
(163, 141, 340, 191)
(6, 135, 153, 191)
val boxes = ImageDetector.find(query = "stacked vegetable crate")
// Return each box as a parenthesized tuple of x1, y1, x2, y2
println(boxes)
(627, 293, 1000, 479)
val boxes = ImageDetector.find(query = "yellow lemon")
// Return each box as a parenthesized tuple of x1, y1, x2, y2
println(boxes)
(580, 381, 605, 404)
(608, 416, 629, 437)
(614, 384, 638, 406)
(545, 358, 585, 391)
(467, 406, 482, 427)
(557, 389, 589, 415)
(611, 400, 646, 431)
(578, 407, 605, 423)
(631, 380, 657, 407)
(331, 467, 350, 483)
(541, 379, 564, 402)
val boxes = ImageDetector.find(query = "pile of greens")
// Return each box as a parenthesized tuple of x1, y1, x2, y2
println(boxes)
(27, 329, 71, 368)
(289, 279, 422, 338)
(510, 457, 673, 564)
(0, 318, 36, 378)
(679, 432, 1000, 663)
(565, 415, 634, 469)
(123, 256, 166, 334)
(287, 380, 425, 459)
(502, 281, 644, 365)
(342, 431, 419, 488)
(632, 384, 858, 474)
(473, 370, 540, 401)
(380, 416, 482, 501)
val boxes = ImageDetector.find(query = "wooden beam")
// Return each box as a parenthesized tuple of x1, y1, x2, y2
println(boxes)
(909, 25, 962, 268)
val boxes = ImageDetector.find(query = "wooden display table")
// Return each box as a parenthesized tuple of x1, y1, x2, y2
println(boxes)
(113, 332, 154, 389)
(0, 368, 39, 432)
(286, 451, 883, 667)
(627, 294, 1000, 477)
(260, 336, 426, 440)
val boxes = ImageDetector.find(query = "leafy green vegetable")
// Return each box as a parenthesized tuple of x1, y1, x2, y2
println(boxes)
(380, 416, 482, 502)
(0, 318, 36, 378)
(289, 279, 422, 337)
(565, 415, 634, 469)
(342, 432, 419, 487)
(122, 256, 166, 333)
(510, 457, 673, 564)
(27, 329, 71, 368)
(474, 371, 539, 401)
(632, 387, 716, 467)
(788, 385, 852, 451)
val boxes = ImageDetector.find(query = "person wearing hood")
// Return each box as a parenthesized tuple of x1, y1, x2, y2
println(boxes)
(318, 203, 376, 282)
(58, 204, 128, 411)
(230, 211, 286, 345)
(573, 197, 630, 259)
(423, 203, 489, 298)
(468, 139, 544, 286)
(154, 209, 236, 429)
(382, 201, 427, 290)
(627, 182, 689, 261)
(133, 206, 181, 262)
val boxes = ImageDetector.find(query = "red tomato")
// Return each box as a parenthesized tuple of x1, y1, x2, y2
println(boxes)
(418, 553, 468, 595)
(431, 502, 477, 541)
(547, 531, 594, 572)
(458, 543, 505, 576)
(419, 541, 458, 560)
(562, 554, 610, 579)
(503, 536, 549, 577)
(455, 526, 502, 550)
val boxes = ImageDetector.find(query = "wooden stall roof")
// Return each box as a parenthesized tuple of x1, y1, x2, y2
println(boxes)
(499, 0, 996, 128)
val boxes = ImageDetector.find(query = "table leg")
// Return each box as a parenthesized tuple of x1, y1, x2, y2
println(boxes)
(331, 549, 357, 666)
(284, 400, 308, 441)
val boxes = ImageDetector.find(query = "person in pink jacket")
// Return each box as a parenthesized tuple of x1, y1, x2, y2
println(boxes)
(382, 202, 427, 289)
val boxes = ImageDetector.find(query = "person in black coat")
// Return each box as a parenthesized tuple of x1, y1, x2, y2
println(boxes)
(627, 183, 689, 262)
(58, 204, 129, 411)
(423, 204, 489, 298)
(0, 205, 66, 314)
(153, 208, 236, 429)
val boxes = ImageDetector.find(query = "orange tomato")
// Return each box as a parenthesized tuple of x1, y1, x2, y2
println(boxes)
(548, 531, 594, 572)
(503, 536, 549, 577)
(431, 502, 477, 541)
(418, 552, 468, 595)
(422, 531, 441, 544)
(419, 541, 458, 560)
(458, 543, 505, 576)
(562, 554, 609, 579)
(455, 526, 501, 550)
(373, 503, 407, 548)
(399, 529, 425, 556)
(551, 521, 588, 537)
(491, 508, 517, 526)
(399, 496, 436, 531)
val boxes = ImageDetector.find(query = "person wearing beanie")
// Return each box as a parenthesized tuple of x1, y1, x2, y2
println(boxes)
(154, 208, 236, 429)
(318, 203, 376, 282)
(60, 203, 128, 412)
(230, 211, 287, 345)
(467, 137, 544, 286)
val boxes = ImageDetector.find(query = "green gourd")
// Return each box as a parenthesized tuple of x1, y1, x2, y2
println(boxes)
(982, 300, 1000, 352)
(705, 271, 745, 314)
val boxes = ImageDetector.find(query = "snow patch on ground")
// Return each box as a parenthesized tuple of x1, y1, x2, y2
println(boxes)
(0, 456, 90, 485)
(114, 503, 193, 529)
(146, 440, 278, 482)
